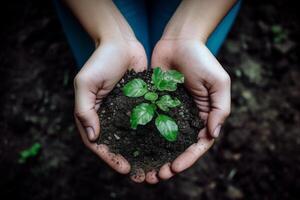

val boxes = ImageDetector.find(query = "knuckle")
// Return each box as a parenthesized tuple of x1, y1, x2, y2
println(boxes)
(74, 110, 83, 119)
(222, 108, 231, 118)
(73, 73, 88, 89)
(74, 109, 90, 122)
(219, 73, 231, 85)
(74, 110, 87, 123)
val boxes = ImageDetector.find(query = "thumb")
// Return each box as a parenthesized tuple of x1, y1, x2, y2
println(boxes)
(128, 41, 148, 72)
(207, 109, 228, 138)
(207, 76, 231, 138)
(151, 43, 172, 70)
(75, 109, 100, 142)
(151, 54, 169, 70)
(74, 74, 100, 142)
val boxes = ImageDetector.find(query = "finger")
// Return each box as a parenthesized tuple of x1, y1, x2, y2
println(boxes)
(75, 109, 100, 141)
(128, 41, 148, 72)
(207, 75, 231, 138)
(150, 46, 171, 70)
(95, 144, 131, 174)
(75, 117, 131, 174)
(150, 57, 171, 70)
(171, 137, 214, 173)
(189, 86, 210, 124)
(145, 170, 159, 184)
(130, 168, 145, 183)
(74, 74, 100, 141)
(199, 112, 208, 124)
(158, 163, 175, 180)
(197, 128, 207, 139)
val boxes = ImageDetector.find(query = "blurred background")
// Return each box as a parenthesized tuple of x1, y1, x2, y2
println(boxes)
(0, 0, 299, 199)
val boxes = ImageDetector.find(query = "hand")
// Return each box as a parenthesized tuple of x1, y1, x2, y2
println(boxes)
(141, 39, 231, 184)
(74, 39, 147, 175)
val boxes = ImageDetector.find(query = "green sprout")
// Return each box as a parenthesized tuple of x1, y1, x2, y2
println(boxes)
(18, 142, 41, 164)
(271, 25, 287, 44)
(122, 68, 184, 142)
(133, 150, 140, 157)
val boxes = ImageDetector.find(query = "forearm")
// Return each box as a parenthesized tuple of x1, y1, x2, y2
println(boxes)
(64, 0, 136, 44)
(161, 0, 237, 42)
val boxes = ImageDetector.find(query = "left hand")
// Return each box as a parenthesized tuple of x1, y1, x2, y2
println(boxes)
(74, 39, 147, 177)
(142, 39, 231, 184)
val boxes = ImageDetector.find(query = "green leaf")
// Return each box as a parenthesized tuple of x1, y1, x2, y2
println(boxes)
(122, 78, 148, 97)
(271, 25, 283, 34)
(130, 103, 155, 129)
(165, 70, 184, 83)
(144, 92, 158, 101)
(156, 95, 181, 112)
(18, 142, 41, 164)
(152, 67, 164, 87)
(155, 114, 178, 142)
(158, 80, 177, 91)
(271, 25, 287, 44)
(133, 150, 140, 157)
(151, 67, 184, 91)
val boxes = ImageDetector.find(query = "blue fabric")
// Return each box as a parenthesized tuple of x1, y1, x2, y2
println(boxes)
(206, 0, 242, 55)
(53, 0, 241, 68)
(53, 0, 94, 67)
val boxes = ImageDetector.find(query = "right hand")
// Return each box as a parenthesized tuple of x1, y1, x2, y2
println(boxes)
(144, 39, 231, 183)
(74, 39, 147, 175)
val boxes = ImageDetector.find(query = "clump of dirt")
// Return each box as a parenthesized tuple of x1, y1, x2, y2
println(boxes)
(97, 69, 203, 173)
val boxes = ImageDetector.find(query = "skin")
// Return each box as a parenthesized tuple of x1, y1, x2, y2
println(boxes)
(65, 0, 147, 175)
(74, 40, 146, 175)
(65, 0, 234, 183)
(146, 39, 231, 183)
(141, 0, 235, 183)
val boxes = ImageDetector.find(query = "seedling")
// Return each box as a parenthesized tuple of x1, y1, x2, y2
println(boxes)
(133, 150, 140, 157)
(18, 142, 41, 164)
(122, 68, 184, 142)
(271, 25, 287, 44)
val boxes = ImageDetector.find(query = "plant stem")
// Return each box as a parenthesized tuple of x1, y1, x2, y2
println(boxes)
(155, 110, 160, 116)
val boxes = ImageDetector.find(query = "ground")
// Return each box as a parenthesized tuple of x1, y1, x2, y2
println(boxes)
(0, 0, 299, 199)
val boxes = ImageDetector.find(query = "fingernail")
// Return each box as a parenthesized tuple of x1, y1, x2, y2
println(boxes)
(86, 127, 95, 140)
(212, 125, 221, 138)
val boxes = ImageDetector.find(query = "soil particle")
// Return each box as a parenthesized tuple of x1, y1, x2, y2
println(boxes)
(97, 69, 203, 173)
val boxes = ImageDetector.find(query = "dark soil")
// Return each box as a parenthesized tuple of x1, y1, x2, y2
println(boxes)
(1, 0, 300, 200)
(97, 70, 201, 173)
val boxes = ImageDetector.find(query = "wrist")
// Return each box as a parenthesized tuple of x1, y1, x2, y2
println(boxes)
(94, 32, 139, 49)
(93, 37, 143, 68)
(93, 33, 137, 48)
(159, 0, 209, 43)
(161, 27, 208, 44)
(160, 0, 236, 44)
(68, 0, 137, 47)
(160, 22, 208, 44)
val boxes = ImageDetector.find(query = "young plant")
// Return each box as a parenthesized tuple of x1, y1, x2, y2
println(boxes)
(122, 68, 184, 142)
(18, 142, 41, 164)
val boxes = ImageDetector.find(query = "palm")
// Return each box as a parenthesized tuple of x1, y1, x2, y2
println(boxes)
(84, 41, 146, 109)
(147, 39, 231, 182)
(74, 40, 147, 175)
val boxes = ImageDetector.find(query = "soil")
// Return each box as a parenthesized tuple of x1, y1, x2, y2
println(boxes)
(1, 0, 300, 200)
(97, 70, 201, 173)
